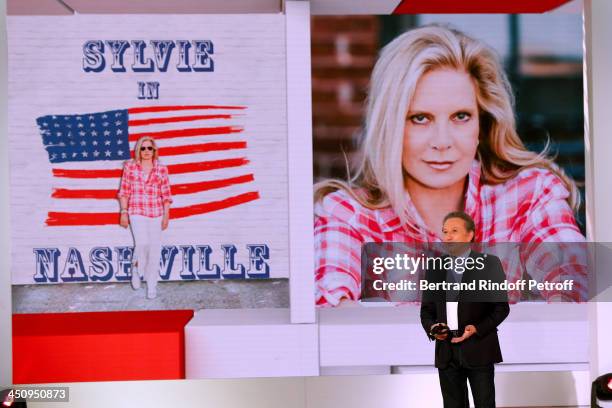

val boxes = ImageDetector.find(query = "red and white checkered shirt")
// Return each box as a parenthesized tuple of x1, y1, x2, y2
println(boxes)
(117, 159, 173, 218)
(314, 160, 587, 306)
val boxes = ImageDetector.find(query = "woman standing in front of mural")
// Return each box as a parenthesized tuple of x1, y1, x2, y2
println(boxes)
(118, 136, 172, 299)
(314, 25, 587, 307)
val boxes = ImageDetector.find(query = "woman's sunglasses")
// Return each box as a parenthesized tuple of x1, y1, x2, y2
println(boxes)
(140, 146, 155, 151)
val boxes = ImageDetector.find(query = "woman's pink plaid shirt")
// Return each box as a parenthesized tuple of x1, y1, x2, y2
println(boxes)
(314, 160, 587, 306)
(118, 159, 173, 218)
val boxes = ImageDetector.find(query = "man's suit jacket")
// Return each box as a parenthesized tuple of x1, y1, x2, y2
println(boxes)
(420, 250, 510, 369)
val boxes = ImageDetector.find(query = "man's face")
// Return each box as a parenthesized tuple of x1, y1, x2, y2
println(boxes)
(442, 217, 474, 255)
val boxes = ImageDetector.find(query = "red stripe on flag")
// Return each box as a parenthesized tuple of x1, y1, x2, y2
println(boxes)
(156, 141, 247, 156)
(128, 114, 235, 127)
(170, 191, 260, 219)
(45, 191, 260, 226)
(129, 126, 244, 142)
(128, 105, 245, 114)
(45, 212, 119, 226)
(52, 168, 122, 178)
(52, 188, 116, 199)
(172, 174, 254, 195)
(52, 158, 249, 179)
(167, 158, 249, 174)
(51, 174, 255, 199)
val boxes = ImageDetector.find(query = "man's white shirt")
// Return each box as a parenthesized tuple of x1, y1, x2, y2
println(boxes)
(446, 246, 472, 330)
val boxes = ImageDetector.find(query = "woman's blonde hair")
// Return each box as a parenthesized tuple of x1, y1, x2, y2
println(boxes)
(314, 25, 580, 223)
(134, 136, 159, 162)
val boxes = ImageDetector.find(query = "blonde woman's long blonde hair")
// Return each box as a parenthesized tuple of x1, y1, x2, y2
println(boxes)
(314, 25, 580, 224)
(134, 136, 160, 162)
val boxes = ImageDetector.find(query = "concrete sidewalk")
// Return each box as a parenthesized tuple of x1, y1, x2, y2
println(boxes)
(12, 279, 289, 313)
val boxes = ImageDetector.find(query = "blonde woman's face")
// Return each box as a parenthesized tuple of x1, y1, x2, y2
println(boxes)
(139, 140, 155, 161)
(402, 68, 479, 190)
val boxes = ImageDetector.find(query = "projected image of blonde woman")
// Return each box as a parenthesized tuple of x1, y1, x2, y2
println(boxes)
(313, 25, 586, 307)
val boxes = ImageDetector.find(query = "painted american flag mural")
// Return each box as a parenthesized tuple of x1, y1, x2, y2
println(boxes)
(8, 15, 289, 284)
(38, 105, 258, 226)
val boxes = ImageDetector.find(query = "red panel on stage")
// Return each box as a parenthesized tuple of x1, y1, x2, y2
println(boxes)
(13, 310, 194, 384)
(394, 0, 572, 14)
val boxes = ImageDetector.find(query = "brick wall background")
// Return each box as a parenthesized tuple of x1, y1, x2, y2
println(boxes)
(311, 16, 379, 181)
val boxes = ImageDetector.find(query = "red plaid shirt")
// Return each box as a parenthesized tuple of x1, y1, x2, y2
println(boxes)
(314, 160, 587, 306)
(117, 159, 173, 218)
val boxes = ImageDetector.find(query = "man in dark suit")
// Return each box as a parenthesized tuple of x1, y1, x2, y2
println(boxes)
(420, 211, 510, 408)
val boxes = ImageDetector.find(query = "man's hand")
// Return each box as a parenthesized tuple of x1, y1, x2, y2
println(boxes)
(451, 324, 477, 343)
(430, 323, 448, 341)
